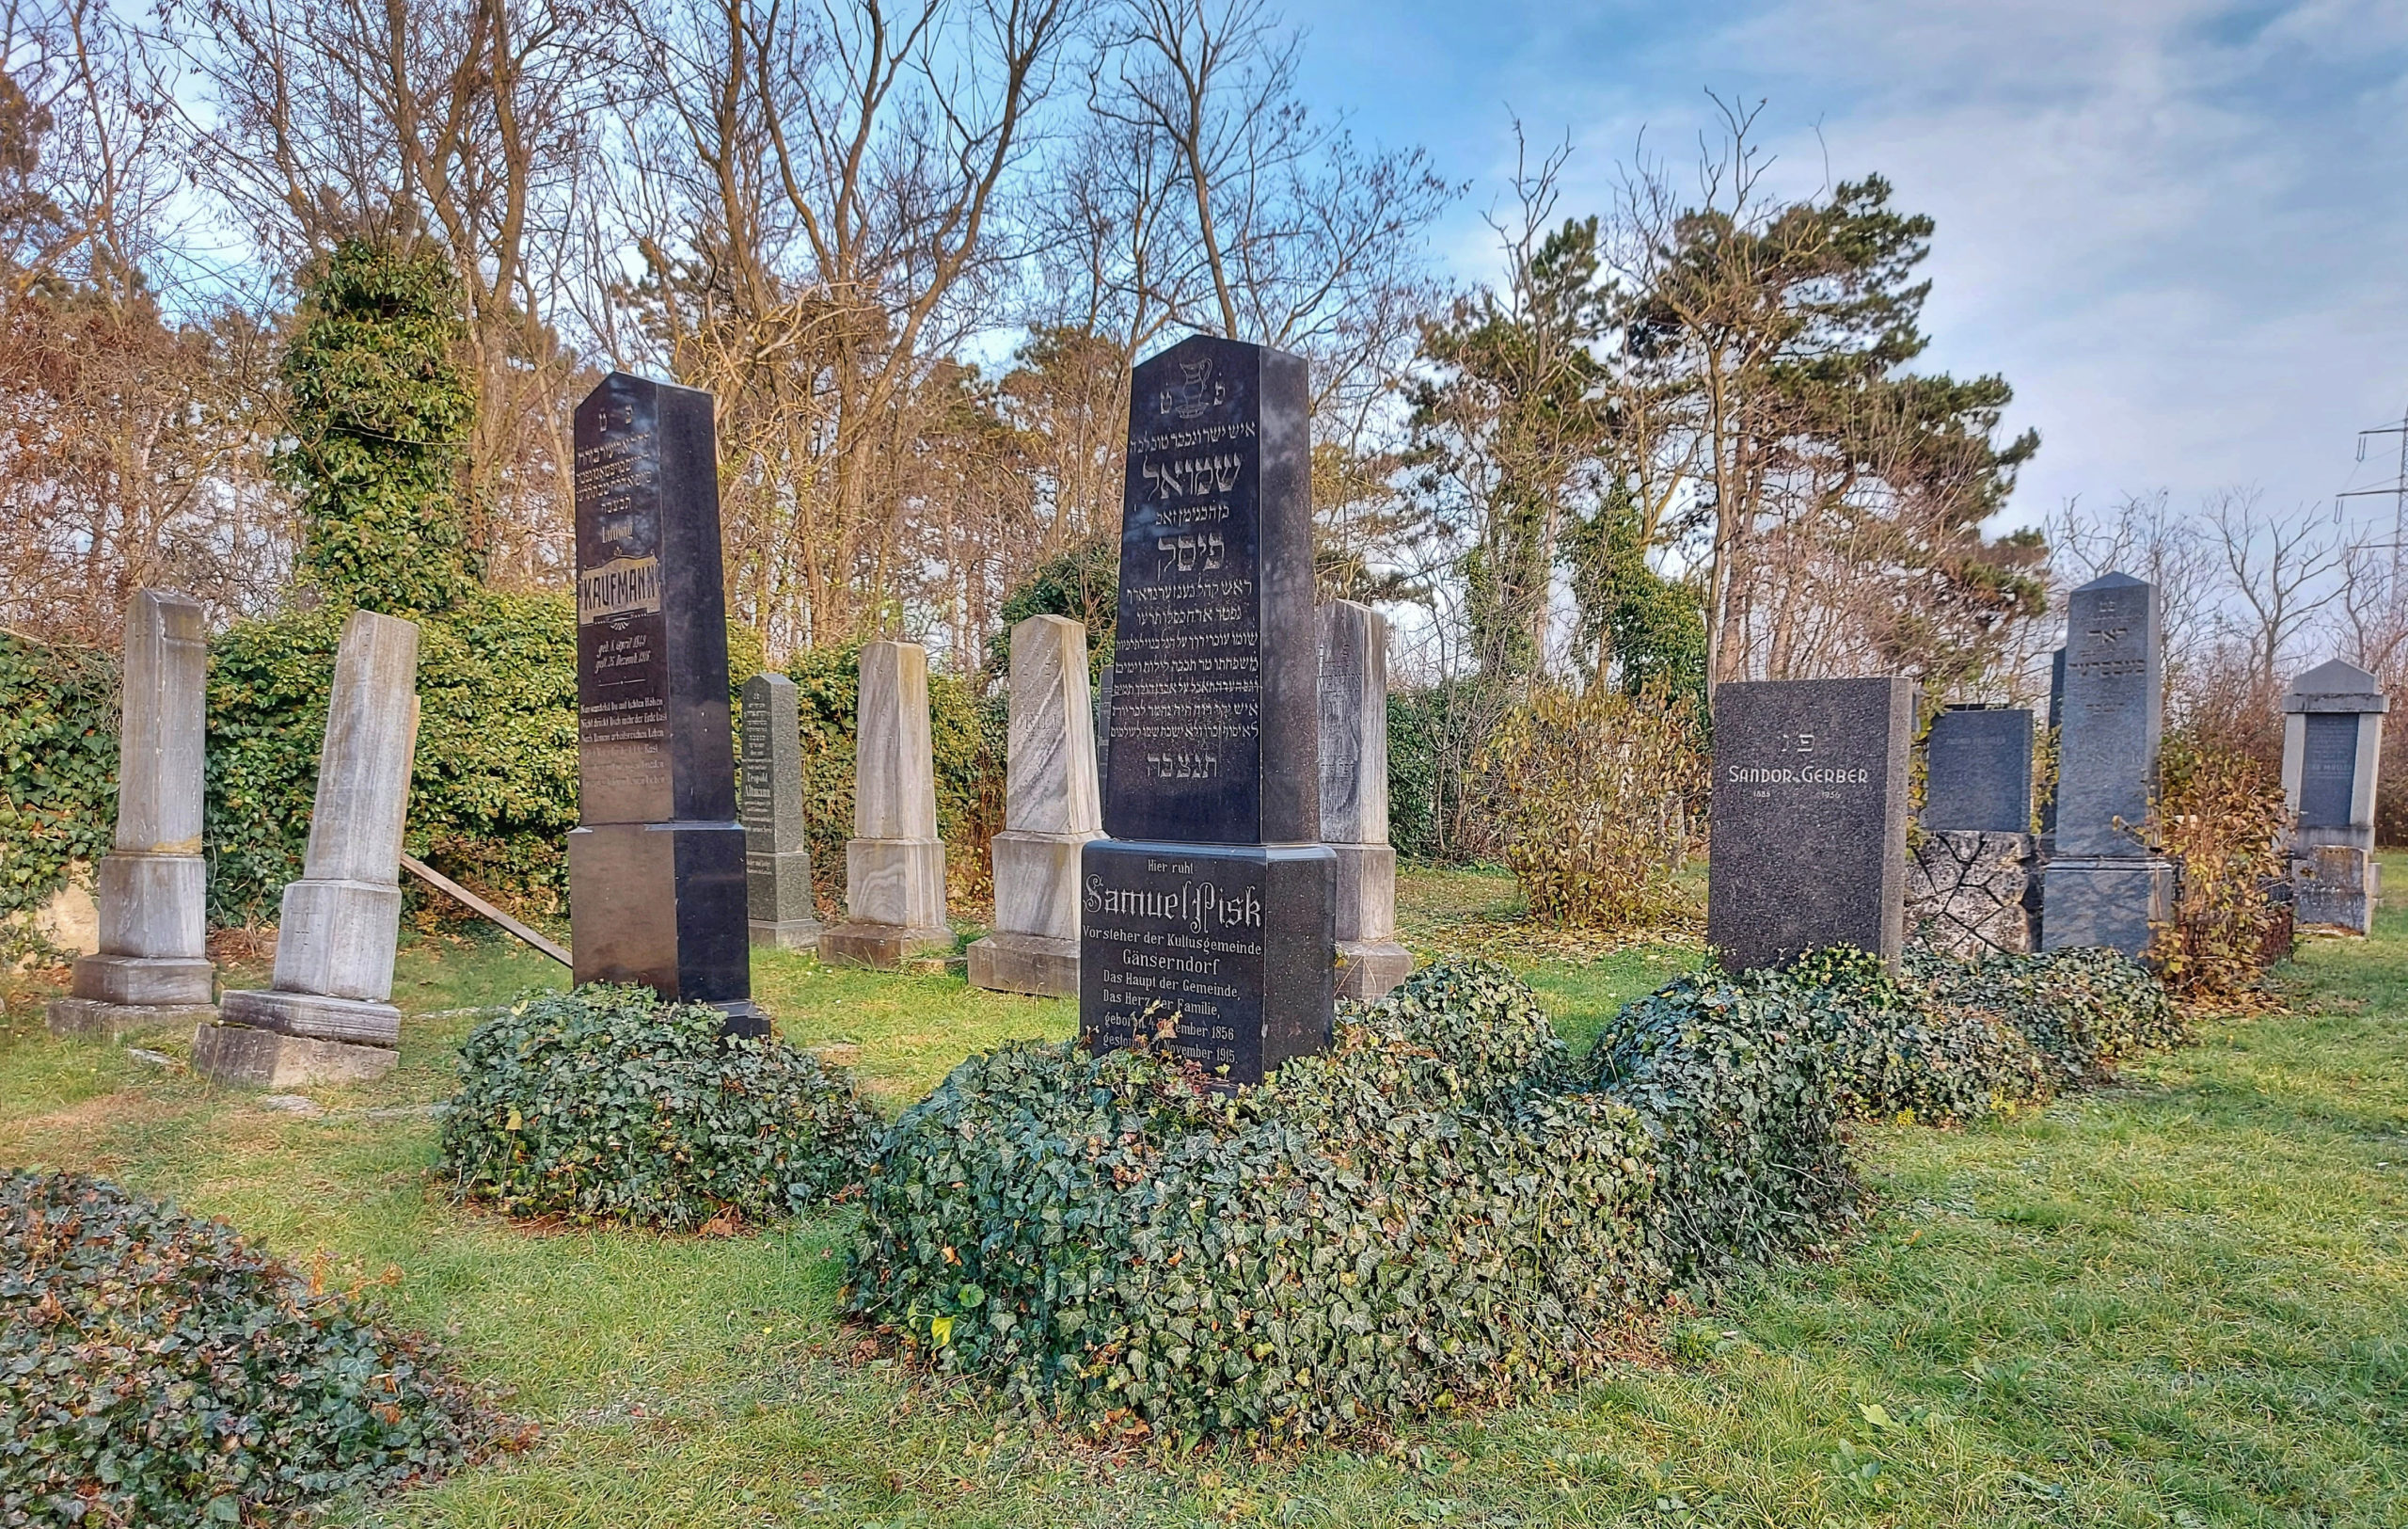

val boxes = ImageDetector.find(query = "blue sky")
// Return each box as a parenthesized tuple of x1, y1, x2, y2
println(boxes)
(1285, 0, 2408, 534)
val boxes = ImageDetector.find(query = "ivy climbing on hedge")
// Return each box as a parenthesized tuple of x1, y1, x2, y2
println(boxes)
(0, 634, 117, 940)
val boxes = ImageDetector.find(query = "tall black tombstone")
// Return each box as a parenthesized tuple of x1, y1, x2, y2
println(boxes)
(568, 373, 763, 1035)
(1079, 336, 1336, 1084)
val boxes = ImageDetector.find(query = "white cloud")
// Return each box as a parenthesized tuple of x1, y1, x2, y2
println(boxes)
(1294, 0, 2408, 532)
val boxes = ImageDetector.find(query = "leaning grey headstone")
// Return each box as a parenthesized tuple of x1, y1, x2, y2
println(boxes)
(2040, 573, 2175, 954)
(1318, 600, 1411, 999)
(740, 673, 820, 949)
(2283, 657, 2387, 932)
(969, 615, 1103, 996)
(818, 641, 949, 966)
(1910, 705, 2037, 958)
(1708, 677, 1914, 972)
(50, 591, 217, 1039)
(198, 611, 420, 1085)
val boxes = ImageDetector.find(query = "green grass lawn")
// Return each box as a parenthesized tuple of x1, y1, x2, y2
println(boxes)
(3, 866, 2403, 1527)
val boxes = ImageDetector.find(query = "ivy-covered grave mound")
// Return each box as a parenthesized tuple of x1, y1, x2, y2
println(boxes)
(1, 1171, 486, 1524)
(439, 985, 879, 1230)
(847, 948, 2178, 1441)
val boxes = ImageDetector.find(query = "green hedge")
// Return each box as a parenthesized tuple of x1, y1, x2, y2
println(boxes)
(0, 635, 117, 936)
(1, 604, 1001, 931)
(0, 1171, 482, 1522)
(849, 946, 2178, 1440)
(207, 592, 581, 925)
(437, 985, 879, 1230)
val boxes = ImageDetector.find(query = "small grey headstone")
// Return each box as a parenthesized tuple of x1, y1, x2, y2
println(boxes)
(740, 673, 820, 948)
(2283, 657, 2389, 932)
(1923, 707, 2034, 834)
(1708, 677, 1914, 972)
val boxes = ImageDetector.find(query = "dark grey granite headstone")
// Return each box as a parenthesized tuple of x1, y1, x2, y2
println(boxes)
(1923, 707, 2034, 834)
(567, 373, 762, 1035)
(2283, 657, 2389, 932)
(2052, 573, 2162, 855)
(1707, 677, 1913, 972)
(1081, 335, 1335, 1084)
(2041, 572, 2172, 954)
(740, 673, 819, 949)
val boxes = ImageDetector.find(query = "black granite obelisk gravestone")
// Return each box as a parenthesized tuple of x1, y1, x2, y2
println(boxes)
(569, 373, 764, 1035)
(1079, 335, 1336, 1084)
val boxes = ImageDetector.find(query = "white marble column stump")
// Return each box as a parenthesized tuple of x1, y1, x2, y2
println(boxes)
(1319, 600, 1412, 999)
(970, 616, 1103, 996)
(198, 611, 420, 1086)
(49, 590, 218, 1039)
(818, 641, 950, 966)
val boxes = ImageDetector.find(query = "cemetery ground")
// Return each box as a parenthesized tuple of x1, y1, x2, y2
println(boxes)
(3, 867, 2403, 1528)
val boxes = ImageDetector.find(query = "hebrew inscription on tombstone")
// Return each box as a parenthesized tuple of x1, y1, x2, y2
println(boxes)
(2041, 572, 2174, 955)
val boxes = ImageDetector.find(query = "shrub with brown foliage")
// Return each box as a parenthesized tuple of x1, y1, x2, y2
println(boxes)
(2148, 735, 2293, 999)
(1474, 681, 1704, 929)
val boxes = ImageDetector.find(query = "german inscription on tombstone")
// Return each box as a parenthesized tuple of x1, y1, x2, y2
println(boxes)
(567, 373, 761, 1034)
(1080, 335, 1335, 1084)
(1707, 677, 1913, 972)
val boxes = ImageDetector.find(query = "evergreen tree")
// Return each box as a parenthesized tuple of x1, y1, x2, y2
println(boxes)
(277, 240, 479, 614)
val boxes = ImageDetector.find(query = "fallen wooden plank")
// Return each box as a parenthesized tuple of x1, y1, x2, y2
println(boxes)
(399, 852, 573, 968)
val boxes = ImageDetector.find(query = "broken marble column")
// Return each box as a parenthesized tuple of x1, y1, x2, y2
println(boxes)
(49, 590, 217, 1039)
(2283, 657, 2388, 932)
(970, 616, 1104, 996)
(741, 673, 821, 948)
(198, 611, 419, 1085)
(1319, 600, 1412, 999)
(817, 640, 949, 966)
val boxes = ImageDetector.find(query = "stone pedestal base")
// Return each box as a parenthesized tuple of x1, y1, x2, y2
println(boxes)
(2295, 845, 2378, 933)
(2041, 855, 2174, 956)
(94, 852, 207, 959)
(967, 931, 1079, 996)
(193, 1022, 397, 1087)
(818, 920, 953, 969)
(1336, 939, 1414, 1000)
(269, 878, 402, 1001)
(66, 951, 214, 1007)
(747, 846, 819, 948)
(750, 916, 824, 949)
(990, 831, 1097, 941)
(844, 836, 946, 931)
(1330, 842, 1397, 944)
(1079, 839, 1337, 1086)
(221, 987, 402, 1046)
(47, 996, 217, 1040)
(1908, 831, 2035, 959)
(570, 820, 763, 1036)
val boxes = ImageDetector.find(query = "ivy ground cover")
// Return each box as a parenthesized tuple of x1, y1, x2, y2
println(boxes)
(0, 865, 2400, 1526)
